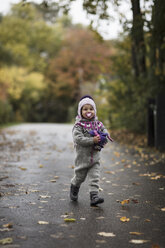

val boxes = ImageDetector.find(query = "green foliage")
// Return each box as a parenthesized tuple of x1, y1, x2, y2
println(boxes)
(0, 3, 64, 71)
(0, 100, 13, 124)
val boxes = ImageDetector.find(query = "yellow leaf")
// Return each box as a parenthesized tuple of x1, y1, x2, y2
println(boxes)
(0, 237, 13, 245)
(129, 232, 143, 235)
(121, 199, 130, 205)
(19, 167, 27, 170)
(39, 164, 43, 168)
(120, 216, 130, 222)
(64, 218, 76, 222)
(38, 221, 49, 225)
(114, 152, 120, 157)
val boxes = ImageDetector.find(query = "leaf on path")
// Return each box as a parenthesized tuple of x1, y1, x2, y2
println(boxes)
(68, 165, 75, 169)
(80, 218, 86, 220)
(121, 199, 130, 205)
(132, 199, 139, 204)
(3, 223, 13, 228)
(114, 151, 120, 157)
(29, 189, 39, 193)
(0, 228, 13, 232)
(18, 167, 27, 170)
(39, 164, 44, 168)
(124, 164, 132, 168)
(97, 232, 116, 237)
(38, 221, 49, 225)
(105, 171, 115, 174)
(96, 240, 107, 243)
(120, 217, 130, 222)
(129, 239, 150, 244)
(144, 219, 151, 222)
(50, 233, 63, 239)
(61, 214, 69, 218)
(152, 245, 160, 248)
(129, 232, 143, 236)
(132, 182, 140, 186)
(40, 195, 51, 199)
(64, 218, 76, 222)
(50, 180, 56, 183)
(96, 216, 105, 220)
(0, 237, 13, 245)
(54, 176, 59, 179)
(161, 207, 165, 211)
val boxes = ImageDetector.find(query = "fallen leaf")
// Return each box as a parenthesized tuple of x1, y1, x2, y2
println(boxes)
(39, 164, 43, 168)
(105, 171, 115, 174)
(40, 195, 51, 199)
(121, 199, 130, 205)
(38, 221, 49, 225)
(129, 239, 150, 244)
(152, 245, 160, 248)
(144, 219, 151, 222)
(50, 180, 56, 183)
(18, 167, 27, 170)
(129, 232, 143, 235)
(0, 237, 13, 245)
(64, 218, 76, 222)
(132, 182, 140, 186)
(120, 216, 130, 222)
(96, 240, 107, 243)
(3, 223, 13, 228)
(80, 218, 86, 220)
(50, 233, 63, 239)
(114, 152, 120, 157)
(54, 176, 59, 179)
(161, 207, 165, 211)
(96, 216, 105, 220)
(97, 232, 116, 237)
(0, 228, 13, 232)
(132, 199, 139, 204)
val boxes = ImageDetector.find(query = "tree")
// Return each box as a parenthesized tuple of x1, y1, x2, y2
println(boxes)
(0, 2, 63, 71)
(46, 28, 112, 111)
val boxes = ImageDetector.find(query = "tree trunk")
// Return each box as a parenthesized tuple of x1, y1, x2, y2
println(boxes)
(131, 0, 146, 77)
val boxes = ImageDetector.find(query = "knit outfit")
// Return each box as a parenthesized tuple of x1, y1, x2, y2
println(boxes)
(71, 97, 112, 194)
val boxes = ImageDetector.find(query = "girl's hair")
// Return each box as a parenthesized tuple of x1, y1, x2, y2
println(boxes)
(79, 95, 94, 101)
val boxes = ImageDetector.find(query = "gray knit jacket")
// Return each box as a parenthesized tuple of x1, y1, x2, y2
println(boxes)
(72, 117, 109, 166)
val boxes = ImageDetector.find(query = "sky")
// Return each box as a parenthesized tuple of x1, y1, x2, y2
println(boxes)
(0, 0, 132, 40)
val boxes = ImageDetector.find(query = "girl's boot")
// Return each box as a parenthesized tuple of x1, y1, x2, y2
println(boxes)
(70, 184, 79, 201)
(90, 191, 104, 206)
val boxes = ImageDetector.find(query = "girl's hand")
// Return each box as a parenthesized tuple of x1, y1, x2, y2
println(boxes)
(93, 135, 101, 144)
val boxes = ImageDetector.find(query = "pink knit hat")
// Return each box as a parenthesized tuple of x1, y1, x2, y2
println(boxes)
(78, 97, 97, 118)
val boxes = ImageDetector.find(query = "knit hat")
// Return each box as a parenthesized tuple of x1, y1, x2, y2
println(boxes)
(78, 96, 97, 118)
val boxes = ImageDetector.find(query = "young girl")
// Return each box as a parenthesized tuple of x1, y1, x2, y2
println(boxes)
(70, 95, 113, 206)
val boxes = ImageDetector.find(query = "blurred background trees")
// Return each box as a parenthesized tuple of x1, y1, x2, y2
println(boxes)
(0, 0, 164, 134)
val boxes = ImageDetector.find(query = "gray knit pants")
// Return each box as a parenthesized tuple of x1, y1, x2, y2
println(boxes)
(71, 162, 100, 192)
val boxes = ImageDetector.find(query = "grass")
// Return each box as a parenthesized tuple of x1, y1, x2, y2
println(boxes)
(0, 122, 22, 129)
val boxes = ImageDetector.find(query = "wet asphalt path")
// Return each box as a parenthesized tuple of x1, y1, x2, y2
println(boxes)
(0, 124, 165, 248)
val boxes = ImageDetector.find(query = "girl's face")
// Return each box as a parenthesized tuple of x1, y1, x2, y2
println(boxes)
(81, 104, 95, 119)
